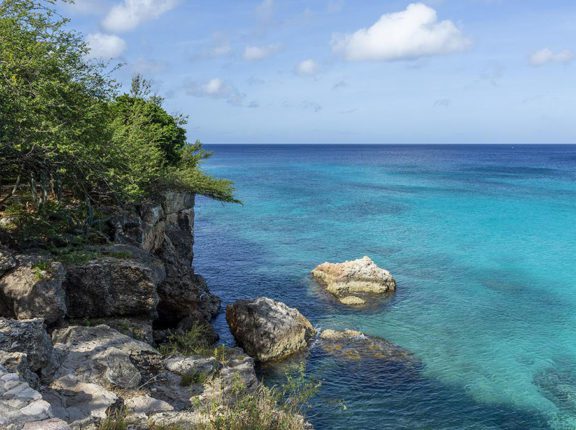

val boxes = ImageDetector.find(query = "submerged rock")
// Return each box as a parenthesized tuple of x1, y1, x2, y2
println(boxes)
(534, 365, 576, 414)
(0, 256, 66, 324)
(318, 329, 418, 365)
(226, 297, 316, 362)
(311, 256, 396, 306)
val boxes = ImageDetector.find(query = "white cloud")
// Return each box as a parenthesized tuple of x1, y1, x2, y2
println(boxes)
(185, 78, 245, 106)
(332, 3, 470, 61)
(296, 59, 319, 76)
(103, 0, 179, 33)
(530, 48, 574, 66)
(86, 33, 126, 59)
(243, 44, 280, 61)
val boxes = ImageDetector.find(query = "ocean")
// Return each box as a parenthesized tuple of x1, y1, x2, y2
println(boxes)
(194, 144, 576, 430)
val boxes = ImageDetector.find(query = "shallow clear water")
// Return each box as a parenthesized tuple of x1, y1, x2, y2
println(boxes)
(194, 145, 576, 430)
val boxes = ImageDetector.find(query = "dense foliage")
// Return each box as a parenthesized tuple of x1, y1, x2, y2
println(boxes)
(0, 0, 236, 245)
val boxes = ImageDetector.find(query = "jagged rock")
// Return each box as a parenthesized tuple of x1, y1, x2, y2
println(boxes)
(319, 329, 418, 364)
(50, 325, 161, 390)
(0, 247, 16, 277)
(0, 256, 66, 324)
(164, 356, 220, 378)
(22, 418, 70, 430)
(0, 352, 39, 388)
(0, 365, 53, 430)
(42, 380, 118, 427)
(111, 205, 166, 254)
(156, 191, 220, 325)
(44, 325, 162, 427)
(226, 297, 316, 362)
(311, 256, 396, 305)
(0, 318, 53, 373)
(63, 245, 165, 319)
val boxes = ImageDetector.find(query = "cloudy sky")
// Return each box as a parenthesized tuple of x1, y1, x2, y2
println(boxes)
(62, 0, 576, 144)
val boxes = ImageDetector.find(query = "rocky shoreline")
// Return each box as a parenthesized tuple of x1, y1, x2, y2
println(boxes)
(0, 191, 413, 429)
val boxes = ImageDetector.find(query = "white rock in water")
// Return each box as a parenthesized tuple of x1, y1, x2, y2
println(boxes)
(311, 256, 396, 305)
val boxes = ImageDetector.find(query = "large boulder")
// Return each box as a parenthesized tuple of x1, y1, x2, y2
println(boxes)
(0, 365, 53, 430)
(50, 325, 161, 390)
(226, 297, 316, 362)
(0, 318, 53, 374)
(45, 325, 162, 427)
(0, 256, 66, 324)
(311, 256, 396, 305)
(63, 245, 165, 319)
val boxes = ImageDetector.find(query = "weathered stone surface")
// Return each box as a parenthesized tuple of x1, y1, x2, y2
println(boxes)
(0, 365, 53, 430)
(71, 317, 154, 345)
(63, 245, 165, 319)
(0, 352, 39, 388)
(22, 418, 71, 430)
(111, 205, 166, 254)
(125, 394, 173, 416)
(311, 256, 396, 305)
(226, 297, 316, 362)
(42, 380, 118, 427)
(0, 256, 66, 324)
(0, 247, 16, 277)
(319, 329, 418, 364)
(50, 325, 161, 390)
(164, 356, 220, 378)
(0, 318, 53, 373)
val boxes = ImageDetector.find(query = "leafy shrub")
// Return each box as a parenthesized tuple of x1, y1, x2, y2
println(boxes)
(159, 323, 215, 357)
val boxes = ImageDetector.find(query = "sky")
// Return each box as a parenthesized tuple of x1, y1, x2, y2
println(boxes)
(60, 0, 576, 144)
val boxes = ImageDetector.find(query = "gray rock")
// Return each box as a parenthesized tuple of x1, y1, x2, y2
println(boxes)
(0, 256, 66, 324)
(63, 246, 165, 319)
(311, 256, 396, 305)
(0, 318, 53, 373)
(226, 297, 316, 362)
(50, 325, 161, 390)
(71, 316, 154, 345)
(0, 352, 39, 388)
(0, 247, 16, 277)
(42, 379, 118, 427)
(146, 411, 204, 429)
(0, 365, 53, 430)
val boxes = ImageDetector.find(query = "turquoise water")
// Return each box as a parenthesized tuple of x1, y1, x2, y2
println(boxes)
(194, 145, 576, 429)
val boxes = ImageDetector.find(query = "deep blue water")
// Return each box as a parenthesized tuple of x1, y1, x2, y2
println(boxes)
(194, 145, 576, 430)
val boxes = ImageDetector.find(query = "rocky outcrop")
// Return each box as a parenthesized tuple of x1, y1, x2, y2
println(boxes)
(311, 256, 396, 305)
(50, 325, 161, 390)
(110, 191, 221, 327)
(0, 365, 53, 430)
(319, 329, 417, 365)
(226, 297, 316, 362)
(0, 319, 53, 375)
(0, 256, 66, 324)
(63, 245, 165, 320)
